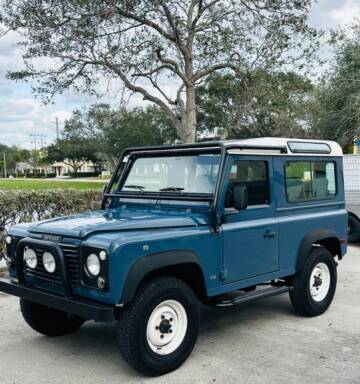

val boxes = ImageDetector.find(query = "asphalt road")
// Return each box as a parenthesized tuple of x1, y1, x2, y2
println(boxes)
(0, 247, 359, 384)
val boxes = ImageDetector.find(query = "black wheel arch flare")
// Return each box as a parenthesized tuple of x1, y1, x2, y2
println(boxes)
(296, 229, 343, 272)
(120, 250, 206, 304)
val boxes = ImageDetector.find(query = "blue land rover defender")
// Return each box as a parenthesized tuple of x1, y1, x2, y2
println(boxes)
(0, 138, 347, 376)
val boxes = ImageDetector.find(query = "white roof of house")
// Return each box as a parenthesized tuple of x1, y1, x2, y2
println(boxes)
(222, 137, 343, 157)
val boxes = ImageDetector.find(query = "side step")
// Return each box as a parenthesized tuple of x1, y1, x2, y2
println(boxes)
(210, 286, 290, 308)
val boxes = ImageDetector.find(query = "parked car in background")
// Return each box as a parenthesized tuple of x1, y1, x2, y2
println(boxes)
(0, 138, 348, 376)
(343, 155, 360, 243)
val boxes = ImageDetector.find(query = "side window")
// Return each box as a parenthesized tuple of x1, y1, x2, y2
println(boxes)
(285, 161, 336, 202)
(225, 160, 270, 208)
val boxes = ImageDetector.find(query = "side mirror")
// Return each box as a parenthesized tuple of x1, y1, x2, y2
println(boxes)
(233, 185, 248, 210)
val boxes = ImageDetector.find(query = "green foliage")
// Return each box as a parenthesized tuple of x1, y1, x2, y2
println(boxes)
(309, 26, 360, 147)
(62, 105, 177, 165)
(47, 138, 99, 175)
(197, 71, 314, 139)
(0, 144, 31, 175)
(0, 190, 101, 259)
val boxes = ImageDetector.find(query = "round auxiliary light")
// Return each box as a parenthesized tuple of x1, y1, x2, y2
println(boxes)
(86, 253, 100, 277)
(24, 247, 37, 269)
(99, 250, 107, 261)
(43, 251, 56, 274)
(97, 277, 106, 290)
(5, 235, 12, 245)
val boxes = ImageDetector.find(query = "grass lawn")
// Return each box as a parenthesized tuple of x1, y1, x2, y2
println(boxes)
(0, 179, 106, 190)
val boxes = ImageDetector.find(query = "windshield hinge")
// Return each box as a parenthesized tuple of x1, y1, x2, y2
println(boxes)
(219, 269, 228, 281)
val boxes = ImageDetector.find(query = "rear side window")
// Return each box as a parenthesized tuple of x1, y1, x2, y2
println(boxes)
(285, 161, 336, 202)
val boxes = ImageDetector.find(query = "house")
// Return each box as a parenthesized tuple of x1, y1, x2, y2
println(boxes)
(15, 160, 101, 177)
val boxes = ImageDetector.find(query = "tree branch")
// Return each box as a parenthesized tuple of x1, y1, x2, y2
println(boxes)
(155, 48, 191, 85)
(99, 57, 182, 131)
(113, 4, 177, 43)
(194, 62, 243, 81)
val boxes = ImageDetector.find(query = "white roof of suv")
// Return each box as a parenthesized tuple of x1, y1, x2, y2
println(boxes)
(224, 137, 343, 157)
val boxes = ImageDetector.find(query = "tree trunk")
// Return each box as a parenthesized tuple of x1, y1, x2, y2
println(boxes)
(72, 164, 78, 177)
(180, 85, 197, 143)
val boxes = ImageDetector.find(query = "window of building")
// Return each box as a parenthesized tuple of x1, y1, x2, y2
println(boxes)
(285, 161, 336, 202)
(225, 160, 270, 207)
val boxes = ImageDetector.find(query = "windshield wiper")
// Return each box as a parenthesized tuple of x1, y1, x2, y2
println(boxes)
(123, 185, 146, 191)
(159, 187, 185, 192)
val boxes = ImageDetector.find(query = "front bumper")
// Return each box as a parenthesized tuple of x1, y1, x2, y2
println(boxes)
(0, 277, 116, 323)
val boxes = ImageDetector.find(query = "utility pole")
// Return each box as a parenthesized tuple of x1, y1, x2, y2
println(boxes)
(3, 152, 7, 178)
(40, 134, 47, 149)
(30, 134, 47, 150)
(30, 134, 47, 177)
(56, 117, 60, 143)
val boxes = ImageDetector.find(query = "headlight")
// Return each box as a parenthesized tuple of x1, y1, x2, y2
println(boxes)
(24, 247, 37, 269)
(86, 253, 100, 276)
(5, 235, 12, 245)
(43, 251, 56, 274)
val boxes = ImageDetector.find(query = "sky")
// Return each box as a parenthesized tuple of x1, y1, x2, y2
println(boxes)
(0, 0, 360, 149)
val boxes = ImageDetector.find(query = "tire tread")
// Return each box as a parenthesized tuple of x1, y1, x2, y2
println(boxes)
(117, 276, 199, 376)
(290, 246, 337, 317)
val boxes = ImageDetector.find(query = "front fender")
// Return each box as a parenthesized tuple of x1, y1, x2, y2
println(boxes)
(120, 250, 202, 303)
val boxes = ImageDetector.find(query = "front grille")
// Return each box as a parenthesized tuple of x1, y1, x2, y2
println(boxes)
(25, 244, 80, 287)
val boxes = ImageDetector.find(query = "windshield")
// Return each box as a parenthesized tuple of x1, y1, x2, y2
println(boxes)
(120, 154, 220, 194)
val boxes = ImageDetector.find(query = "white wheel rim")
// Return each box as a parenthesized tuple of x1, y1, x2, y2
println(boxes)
(309, 262, 331, 302)
(146, 299, 188, 355)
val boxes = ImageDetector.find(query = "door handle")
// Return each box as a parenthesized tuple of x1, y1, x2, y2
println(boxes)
(263, 230, 276, 239)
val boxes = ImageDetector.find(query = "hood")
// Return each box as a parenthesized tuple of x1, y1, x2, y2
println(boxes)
(27, 208, 209, 238)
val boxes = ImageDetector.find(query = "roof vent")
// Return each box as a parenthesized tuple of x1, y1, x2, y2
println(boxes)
(287, 141, 331, 154)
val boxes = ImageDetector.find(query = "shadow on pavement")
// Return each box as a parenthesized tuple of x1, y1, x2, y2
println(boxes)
(26, 293, 294, 379)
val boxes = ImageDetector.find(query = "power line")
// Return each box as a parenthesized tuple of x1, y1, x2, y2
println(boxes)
(30, 134, 47, 150)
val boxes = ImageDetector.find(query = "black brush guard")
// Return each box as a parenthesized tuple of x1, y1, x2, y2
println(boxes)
(0, 238, 115, 322)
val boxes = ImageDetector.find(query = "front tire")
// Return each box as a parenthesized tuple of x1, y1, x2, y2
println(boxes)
(20, 299, 85, 337)
(290, 247, 337, 317)
(117, 276, 200, 376)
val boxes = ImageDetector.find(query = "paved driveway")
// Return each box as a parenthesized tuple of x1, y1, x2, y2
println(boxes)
(0, 247, 359, 384)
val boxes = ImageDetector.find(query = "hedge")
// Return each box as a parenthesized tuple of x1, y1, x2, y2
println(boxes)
(66, 172, 101, 178)
(0, 190, 102, 258)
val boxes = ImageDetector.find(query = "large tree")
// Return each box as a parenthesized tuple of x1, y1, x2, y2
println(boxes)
(197, 71, 314, 139)
(0, 144, 31, 176)
(47, 122, 100, 175)
(1, 0, 322, 143)
(309, 25, 360, 149)
(47, 139, 99, 176)
(63, 104, 177, 166)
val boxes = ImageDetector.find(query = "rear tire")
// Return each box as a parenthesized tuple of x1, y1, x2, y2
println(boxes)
(290, 247, 337, 317)
(117, 276, 200, 376)
(20, 299, 85, 337)
(348, 214, 360, 243)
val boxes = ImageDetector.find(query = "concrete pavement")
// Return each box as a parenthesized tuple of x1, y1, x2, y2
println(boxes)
(0, 247, 359, 384)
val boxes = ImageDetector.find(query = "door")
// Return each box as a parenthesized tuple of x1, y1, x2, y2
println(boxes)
(221, 156, 279, 283)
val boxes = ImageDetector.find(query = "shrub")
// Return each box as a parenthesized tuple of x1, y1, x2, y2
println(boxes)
(0, 190, 102, 258)
(67, 172, 101, 178)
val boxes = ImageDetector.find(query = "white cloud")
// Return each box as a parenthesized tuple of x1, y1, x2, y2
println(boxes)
(329, 0, 360, 27)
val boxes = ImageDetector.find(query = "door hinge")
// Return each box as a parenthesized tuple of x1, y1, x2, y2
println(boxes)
(220, 269, 228, 281)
